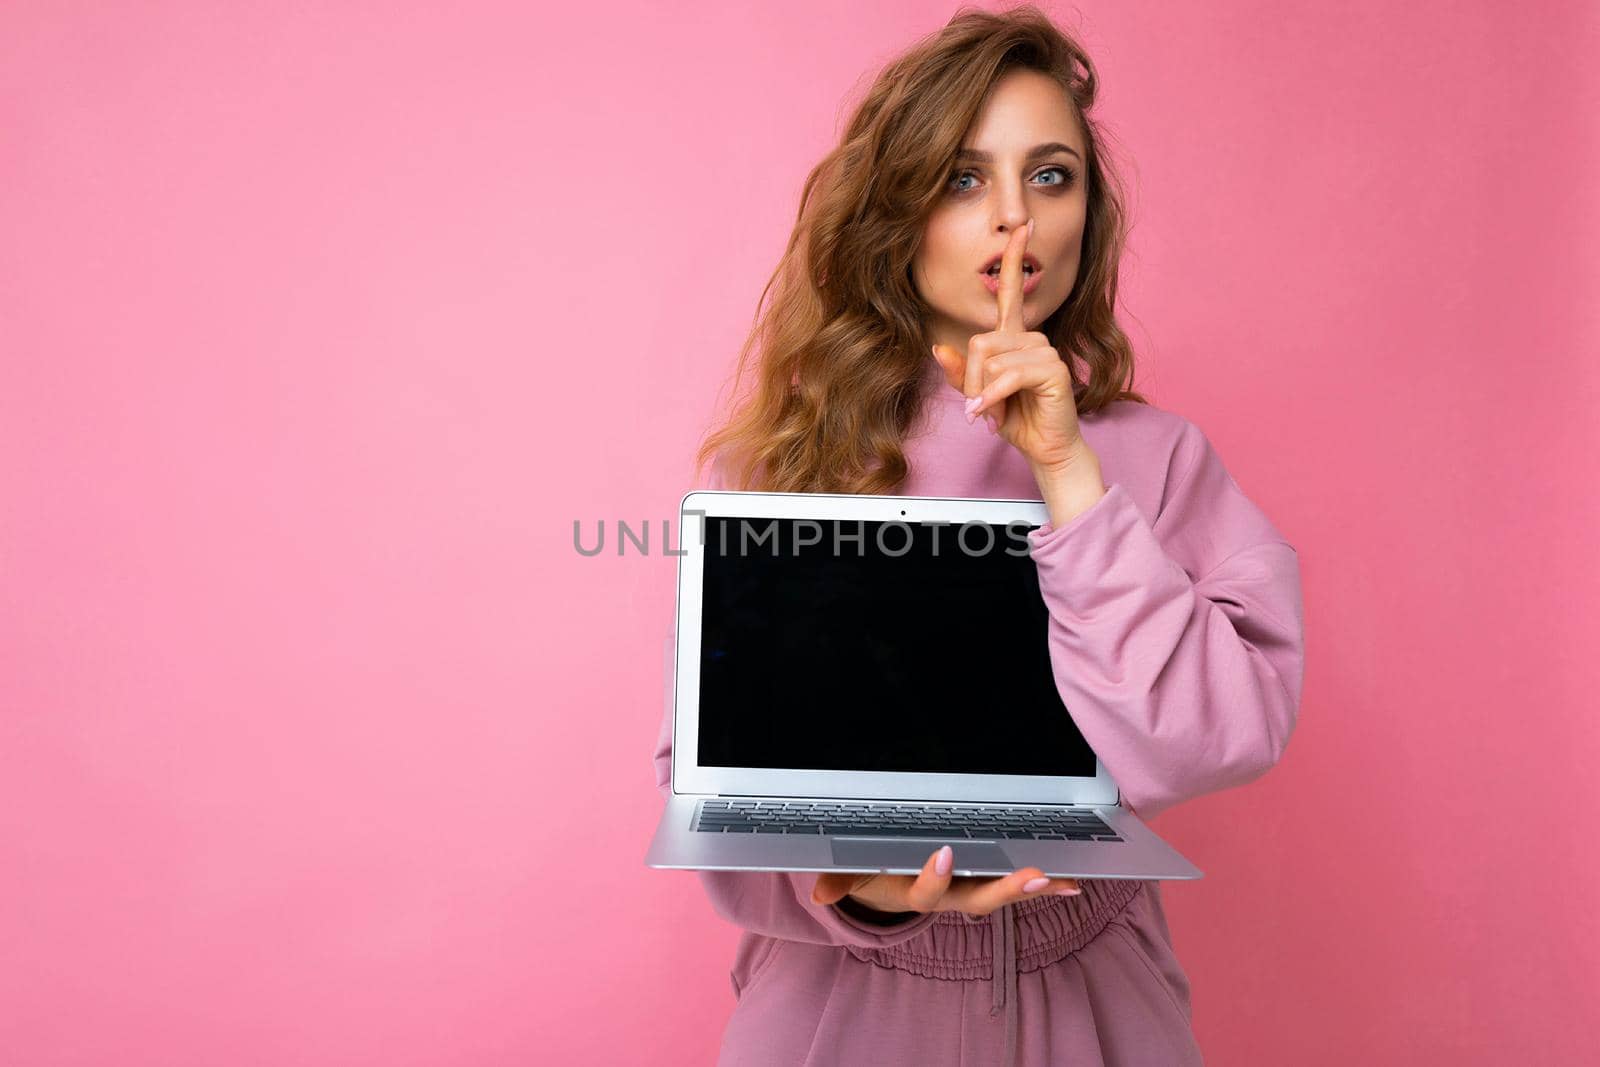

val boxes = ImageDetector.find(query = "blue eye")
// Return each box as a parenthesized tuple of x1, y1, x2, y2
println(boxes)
(1036, 165, 1078, 187)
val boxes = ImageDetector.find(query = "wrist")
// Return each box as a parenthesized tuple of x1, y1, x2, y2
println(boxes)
(1031, 446, 1107, 528)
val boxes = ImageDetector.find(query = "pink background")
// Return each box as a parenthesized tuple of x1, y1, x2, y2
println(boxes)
(3, 1, 1596, 1064)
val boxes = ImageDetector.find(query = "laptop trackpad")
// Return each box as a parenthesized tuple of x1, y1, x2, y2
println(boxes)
(831, 839, 1012, 871)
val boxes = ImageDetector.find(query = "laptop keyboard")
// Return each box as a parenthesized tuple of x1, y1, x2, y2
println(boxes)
(693, 800, 1123, 842)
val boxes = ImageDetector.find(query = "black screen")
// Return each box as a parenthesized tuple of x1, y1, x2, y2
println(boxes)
(696, 515, 1098, 777)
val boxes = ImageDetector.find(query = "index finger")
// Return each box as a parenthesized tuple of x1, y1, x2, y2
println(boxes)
(994, 219, 1031, 334)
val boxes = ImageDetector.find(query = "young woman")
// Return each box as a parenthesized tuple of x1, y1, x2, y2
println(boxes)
(653, 7, 1305, 1064)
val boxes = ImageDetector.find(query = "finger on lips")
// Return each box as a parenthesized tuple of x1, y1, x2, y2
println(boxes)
(995, 218, 1031, 335)
(934, 218, 1034, 434)
(967, 218, 1031, 427)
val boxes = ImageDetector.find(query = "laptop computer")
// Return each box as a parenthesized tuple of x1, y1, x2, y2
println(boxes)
(645, 488, 1202, 882)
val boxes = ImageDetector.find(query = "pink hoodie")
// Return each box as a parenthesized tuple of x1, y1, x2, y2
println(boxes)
(653, 361, 1305, 1065)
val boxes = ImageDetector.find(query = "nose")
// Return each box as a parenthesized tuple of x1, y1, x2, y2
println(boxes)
(985, 167, 1036, 233)
(992, 180, 1030, 236)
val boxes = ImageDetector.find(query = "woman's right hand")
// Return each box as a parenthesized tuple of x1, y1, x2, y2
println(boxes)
(809, 845, 1080, 918)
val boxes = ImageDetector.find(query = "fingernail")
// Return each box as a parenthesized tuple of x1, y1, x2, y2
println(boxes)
(963, 395, 982, 417)
(1027, 217, 1035, 238)
(1022, 876, 1049, 893)
(935, 845, 953, 876)
(985, 415, 997, 433)
(1054, 885, 1082, 896)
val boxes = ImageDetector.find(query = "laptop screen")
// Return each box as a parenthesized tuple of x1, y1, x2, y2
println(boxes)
(696, 515, 1099, 778)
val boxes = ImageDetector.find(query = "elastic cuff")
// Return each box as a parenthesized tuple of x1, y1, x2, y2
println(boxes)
(824, 898, 937, 942)
(835, 894, 921, 927)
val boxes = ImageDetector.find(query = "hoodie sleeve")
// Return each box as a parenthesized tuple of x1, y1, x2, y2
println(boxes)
(1024, 417, 1306, 820)
(651, 452, 941, 947)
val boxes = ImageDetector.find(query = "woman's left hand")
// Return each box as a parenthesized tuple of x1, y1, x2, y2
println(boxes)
(930, 219, 1091, 477)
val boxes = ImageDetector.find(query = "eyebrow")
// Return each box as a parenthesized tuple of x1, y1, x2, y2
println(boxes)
(955, 142, 1082, 164)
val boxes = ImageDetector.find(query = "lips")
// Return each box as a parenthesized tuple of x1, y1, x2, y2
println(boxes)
(980, 252, 1041, 275)
(981, 268, 1043, 296)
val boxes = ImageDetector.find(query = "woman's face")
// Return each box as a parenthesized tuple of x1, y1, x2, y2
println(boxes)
(912, 69, 1088, 351)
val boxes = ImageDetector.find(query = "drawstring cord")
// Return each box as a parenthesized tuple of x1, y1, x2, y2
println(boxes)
(990, 903, 1019, 1067)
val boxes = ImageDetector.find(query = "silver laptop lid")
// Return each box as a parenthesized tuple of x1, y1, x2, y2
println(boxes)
(671, 490, 1120, 806)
